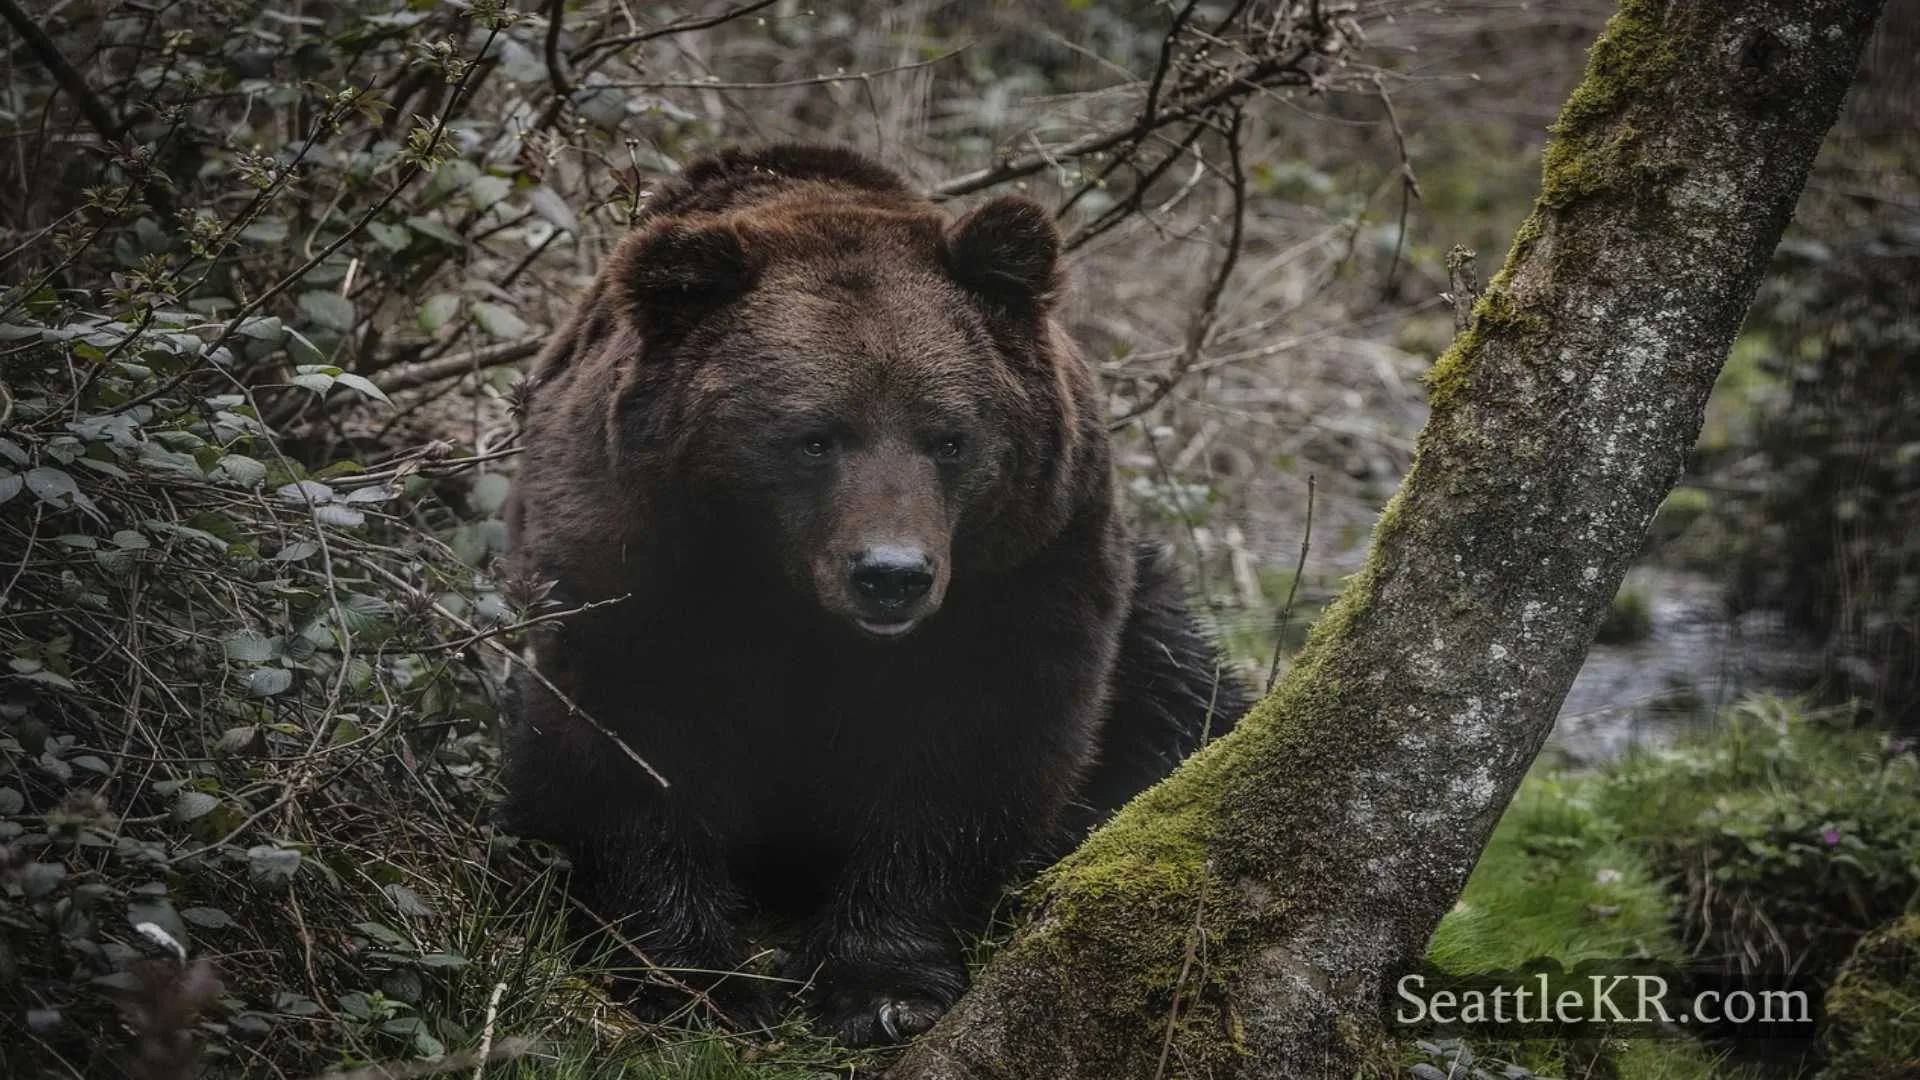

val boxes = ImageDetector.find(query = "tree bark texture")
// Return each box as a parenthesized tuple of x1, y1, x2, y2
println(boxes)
(888, 1, 1887, 1077)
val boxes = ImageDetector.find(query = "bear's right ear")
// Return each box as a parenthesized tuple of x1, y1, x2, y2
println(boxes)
(611, 220, 757, 334)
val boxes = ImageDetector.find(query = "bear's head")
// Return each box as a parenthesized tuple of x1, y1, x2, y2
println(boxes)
(596, 169, 1101, 642)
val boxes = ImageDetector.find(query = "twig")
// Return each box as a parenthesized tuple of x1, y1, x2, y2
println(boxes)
(1264, 475, 1317, 694)
(370, 338, 544, 397)
(399, 594, 629, 656)
(543, 0, 573, 102)
(470, 982, 508, 1080)
(1063, 120, 1213, 253)
(932, 43, 1314, 199)
(357, 559, 670, 789)
(593, 47, 966, 92)
(1375, 75, 1422, 298)
(1152, 859, 1212, 1080)
(1110, 107, 1248, 428)
(0, 0, 123, 142)
(572, 0, 782, 63)
(0, 0, 183, 223)
(1445, 245, 1480, 333)
(332, 445, 524, 489)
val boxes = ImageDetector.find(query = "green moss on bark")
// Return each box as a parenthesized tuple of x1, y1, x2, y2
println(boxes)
(1423, 286, 1551, 409)
(1823, 915, 1920, 1079)
(1423, 0, 1700, 411)
(1005, 492, 1423, 1076)
(1542, 0, 1684, 208)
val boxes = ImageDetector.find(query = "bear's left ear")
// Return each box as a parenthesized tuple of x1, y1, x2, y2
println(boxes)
(944, 196, 1062, 309)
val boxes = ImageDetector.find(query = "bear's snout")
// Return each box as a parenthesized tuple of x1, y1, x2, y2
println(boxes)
(847, 545, 937, 635)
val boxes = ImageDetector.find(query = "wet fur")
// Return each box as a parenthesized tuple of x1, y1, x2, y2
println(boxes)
(501, 144, 1245, 1043)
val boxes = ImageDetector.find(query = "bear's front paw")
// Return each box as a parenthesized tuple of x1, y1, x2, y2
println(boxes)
(613, 970, 782, 1033)
(821, 991, 947, 1045)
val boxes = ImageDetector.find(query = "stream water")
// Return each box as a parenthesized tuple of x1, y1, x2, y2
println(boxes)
(1548, 567, 1813, 763)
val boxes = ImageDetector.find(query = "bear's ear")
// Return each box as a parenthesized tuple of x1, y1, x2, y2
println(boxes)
(612, 220, 757, 333)
(944, 196, 1062, 309)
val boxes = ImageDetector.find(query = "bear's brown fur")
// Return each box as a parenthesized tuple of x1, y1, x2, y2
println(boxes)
(503, 144, 1243, 1044)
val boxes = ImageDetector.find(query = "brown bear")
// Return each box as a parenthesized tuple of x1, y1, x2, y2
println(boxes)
(501, 144, 1245, 1045)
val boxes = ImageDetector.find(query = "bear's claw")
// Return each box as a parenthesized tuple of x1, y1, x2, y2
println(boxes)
(827, 993, 944, 1045)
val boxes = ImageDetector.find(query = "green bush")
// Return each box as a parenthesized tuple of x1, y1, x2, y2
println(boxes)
(0, 1, 662, 1074)
(1595, 698, 1920, 984)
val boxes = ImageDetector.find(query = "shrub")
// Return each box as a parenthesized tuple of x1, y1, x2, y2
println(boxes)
(1596, 699, 1920, 986)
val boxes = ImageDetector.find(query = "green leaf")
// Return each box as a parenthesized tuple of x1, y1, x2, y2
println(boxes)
(298, 291, 356, 332)
(314, 504, 366, 528)
(468, 173, 512, 210)
(470, 302, 528, 340)
(236, 316, 285, 342)
(214, 726, 261, 755)
(22, 862, 65, 898)
(469, 472, 512, 516)
(223, 630, 279, 663)
(274, 540, 319, 562)
(405, 215, 466, 248)
(181, 906, 235, 929)
(334, 373, 392, 406)
(239, 220, 290, 244)
(277, 479, 335, 504)
(128, 897, 186, 945)
(25, 466, 79, 504)
(418, 293, 461, 333)
(248, 667, 294, 697)
(384, 883, 434, 919)
(527, 185, 579, 234)
(246, 845, 301, 886)
(366, 221, 411, 252)
(340, 593, 393, 635)
(94, 547, 135, 575)
(216, 454, 269, 487)
(173, 791, 220, 822)
(290, 372, 336, 395)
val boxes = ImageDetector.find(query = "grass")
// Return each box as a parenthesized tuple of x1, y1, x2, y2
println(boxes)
(1429, 773, 1679, 975)
(1415, 765, 1743, 1080)
(434, 696, 1917, 1080)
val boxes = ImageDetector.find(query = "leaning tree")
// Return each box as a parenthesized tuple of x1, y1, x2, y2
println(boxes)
(887, 1, 1889, 1077)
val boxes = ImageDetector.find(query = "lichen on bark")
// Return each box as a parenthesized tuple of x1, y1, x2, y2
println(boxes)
(887, 2, 1887, 1078)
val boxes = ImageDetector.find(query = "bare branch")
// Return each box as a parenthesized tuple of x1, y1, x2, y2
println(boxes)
(572, 0, 783, 64)
(0, 0, 124, 143)
(374, 338, 544, 397)
(1264, 475, 1317, 694)
(1446, 245, 1481, 333)
(932, 42, 1316, 199)
(592, 47, 967, 92)
(1109, 108, 1249, 428)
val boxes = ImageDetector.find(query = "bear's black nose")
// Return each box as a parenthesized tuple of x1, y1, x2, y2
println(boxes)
(850, 547, 934, 611)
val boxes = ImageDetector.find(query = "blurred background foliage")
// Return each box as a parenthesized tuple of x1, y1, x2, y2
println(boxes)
(0, 0, 1913, 1077)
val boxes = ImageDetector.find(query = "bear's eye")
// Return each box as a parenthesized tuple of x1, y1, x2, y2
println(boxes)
(935, 437, 964, 461)
(800, 436, 833, 459)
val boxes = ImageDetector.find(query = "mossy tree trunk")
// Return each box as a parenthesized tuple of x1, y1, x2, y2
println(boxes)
(888, 2, 1887, 1077)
